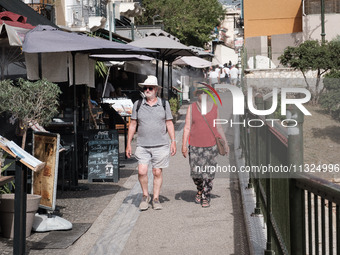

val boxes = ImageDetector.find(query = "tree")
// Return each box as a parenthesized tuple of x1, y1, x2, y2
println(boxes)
(320, 70, 340, 120)
(135, 0, 225, 47)
(0, 79, 62, 148)
(279, 40, 333, 104)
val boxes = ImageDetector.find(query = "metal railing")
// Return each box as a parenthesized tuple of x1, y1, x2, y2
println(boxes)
(239, 93, 340, 254)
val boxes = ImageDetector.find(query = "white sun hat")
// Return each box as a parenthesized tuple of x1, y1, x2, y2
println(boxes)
(138, 75, 162, 88)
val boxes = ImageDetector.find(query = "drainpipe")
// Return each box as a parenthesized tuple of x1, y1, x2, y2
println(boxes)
(302, 0, 306, 16)
(80, 0, 83, 19)
(108, 1, 113, 41)
(112, 2, 116, 33)
(131, 22, 135, 41)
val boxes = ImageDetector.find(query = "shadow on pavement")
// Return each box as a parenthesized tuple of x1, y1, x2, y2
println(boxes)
(174, 189, 221, 203)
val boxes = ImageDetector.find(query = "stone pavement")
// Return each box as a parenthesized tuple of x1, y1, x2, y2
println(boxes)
(0, 91, 250, 254)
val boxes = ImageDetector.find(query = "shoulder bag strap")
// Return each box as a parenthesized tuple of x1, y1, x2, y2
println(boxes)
(136, 98, 143, 119)
(196, 103, 217, 139)
(162, 98, 166, 111)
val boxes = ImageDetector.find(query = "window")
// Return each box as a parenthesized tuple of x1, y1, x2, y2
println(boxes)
(305, 0, 340, 14)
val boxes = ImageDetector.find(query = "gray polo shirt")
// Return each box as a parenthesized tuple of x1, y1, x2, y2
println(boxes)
(131, 97, 173, 147)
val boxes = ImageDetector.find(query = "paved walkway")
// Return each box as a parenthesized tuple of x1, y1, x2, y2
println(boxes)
(0, 91, 250, 255)
(69, 91, 249, 255)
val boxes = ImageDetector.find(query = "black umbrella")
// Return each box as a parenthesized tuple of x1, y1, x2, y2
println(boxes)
(23, 25, 156, 54)
(22, 25, 158, 186)
(128, 35, 196, 98)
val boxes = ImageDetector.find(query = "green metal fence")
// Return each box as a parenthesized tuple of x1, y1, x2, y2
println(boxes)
(239, 93, 340, 254)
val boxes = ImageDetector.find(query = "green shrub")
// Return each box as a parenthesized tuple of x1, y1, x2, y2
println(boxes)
(169, 96, 179, 115)
(320, 70, 340, 120)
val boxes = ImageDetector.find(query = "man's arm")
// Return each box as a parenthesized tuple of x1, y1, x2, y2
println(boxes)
(126, 119, 137, 158)
(166, 119, 176, 156)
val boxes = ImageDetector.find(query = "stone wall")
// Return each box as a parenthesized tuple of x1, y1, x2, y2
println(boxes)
(244, 68, 322, 91)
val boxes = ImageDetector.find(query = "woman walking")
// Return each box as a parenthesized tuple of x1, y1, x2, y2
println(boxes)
(181, 89, 229, 207)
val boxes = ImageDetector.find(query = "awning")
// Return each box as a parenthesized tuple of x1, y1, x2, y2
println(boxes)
(0, 0, 57, 28)
(0, 11, 35, 46)
(0, 23, 33, 46)
(173, 56, 212, 69)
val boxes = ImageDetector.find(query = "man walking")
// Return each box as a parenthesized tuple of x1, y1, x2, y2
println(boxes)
(230, 65, 239, 86)
(126, 75, 176, 211)
(209, 65, 220, 88)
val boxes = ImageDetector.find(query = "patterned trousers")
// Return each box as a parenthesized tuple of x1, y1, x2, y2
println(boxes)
(192, 177, 213, 200)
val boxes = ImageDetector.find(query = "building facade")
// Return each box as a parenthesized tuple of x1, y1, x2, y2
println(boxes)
(243, 0, 302, 39)
(303, 0, 340, 41)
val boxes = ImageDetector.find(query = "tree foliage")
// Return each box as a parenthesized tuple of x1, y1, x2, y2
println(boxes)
(135, 0, 225, 47)
(0, 79, 62, 148)
(95, 61, 108, 79)
(279, 40, 334, 104)
(279, 39, 340, 104)
(320, 70, 340, 120)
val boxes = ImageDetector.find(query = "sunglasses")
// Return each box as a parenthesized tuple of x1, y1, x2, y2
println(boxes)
(143, 86, 154, 91)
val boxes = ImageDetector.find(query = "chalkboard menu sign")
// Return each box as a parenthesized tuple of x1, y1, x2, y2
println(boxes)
(88, 130, 119, 182)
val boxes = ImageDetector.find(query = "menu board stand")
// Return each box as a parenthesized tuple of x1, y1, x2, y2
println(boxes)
(87, 130, 119, 182)
(0, 135, 45, 255)
(32, 132, 60, 211)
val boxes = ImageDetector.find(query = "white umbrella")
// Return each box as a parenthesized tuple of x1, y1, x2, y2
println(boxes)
(173, 56, 212, 68)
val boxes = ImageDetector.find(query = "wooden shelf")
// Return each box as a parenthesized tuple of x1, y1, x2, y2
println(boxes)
(0, 176, 14, 186)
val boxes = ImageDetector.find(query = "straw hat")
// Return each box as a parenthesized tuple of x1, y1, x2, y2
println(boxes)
(138, 75, 162, 88)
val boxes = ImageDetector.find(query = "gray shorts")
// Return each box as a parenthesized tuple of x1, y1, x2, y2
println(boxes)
(134, 145, 170, 169)
(231, 78, 238, 85)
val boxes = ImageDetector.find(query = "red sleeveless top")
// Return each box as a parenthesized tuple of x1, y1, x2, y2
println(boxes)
(189, 102, 220, 147)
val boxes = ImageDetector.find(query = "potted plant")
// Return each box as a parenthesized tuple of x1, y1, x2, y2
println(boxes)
(0, 147, 42, 239)
(0, 194, 42, 238)
(0, 78, 62, 149)
(169, 96, 180, 123)
(0, 79, 61, 238)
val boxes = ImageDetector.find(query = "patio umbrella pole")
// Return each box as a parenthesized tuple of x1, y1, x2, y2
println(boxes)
(155, 59, 159, 78)
(170, 64, 173, 90)
(168, 62, 170, 100)
(38, 53, 42, 78)
(161, 60, 165, 98)
(72, 52, 78, 187)
(102, 66, 112, 98)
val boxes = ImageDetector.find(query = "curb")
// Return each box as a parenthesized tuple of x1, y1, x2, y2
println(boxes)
(68, 164, 140, 255)
(233, 114, 267, 255)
